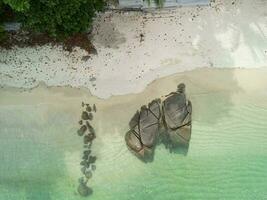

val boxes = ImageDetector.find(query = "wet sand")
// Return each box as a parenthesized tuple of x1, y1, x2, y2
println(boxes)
(0, 68, 267, 199)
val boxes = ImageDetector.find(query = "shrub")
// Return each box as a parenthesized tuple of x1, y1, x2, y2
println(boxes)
(1, 0, 106, 38)
(0, 24, 7, 42)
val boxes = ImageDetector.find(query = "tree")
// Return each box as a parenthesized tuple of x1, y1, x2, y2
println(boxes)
(0, 0, 106, 37)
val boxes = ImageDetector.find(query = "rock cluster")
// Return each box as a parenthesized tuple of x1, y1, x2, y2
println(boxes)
(125, 83, 192, 161)
(77, 103, 97, 197)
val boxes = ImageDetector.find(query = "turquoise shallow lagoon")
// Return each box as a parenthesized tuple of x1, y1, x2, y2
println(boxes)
(0, 68, 267, 200)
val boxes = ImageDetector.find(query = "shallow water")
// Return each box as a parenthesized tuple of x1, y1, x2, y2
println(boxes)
(0, 68, 267, 200)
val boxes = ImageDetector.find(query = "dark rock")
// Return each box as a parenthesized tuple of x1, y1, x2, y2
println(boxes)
(162, 83, 192, 145)
(77, 182, 92, 197)
(125, 83, 192, 160)
(83, 150, 91, 156)
(80, 160, 87, 166)
(129, 111, 139, 129)
(84, 135, 92, 144)
(125, 99, 161, 161)
(93, 104, 97, 112)
(77, 125, 87, 136)
(86, 105, 92, 112)
(91, 165, 96, 171)
(82, 154, 89, 160)
(81, 111, 90, 120)
(85, 171, 92, 179)
(88, 133, 95, 140)
(88, 156, 97, 164)
(88, 112, 93, 120)
(81, 167, 86, 174)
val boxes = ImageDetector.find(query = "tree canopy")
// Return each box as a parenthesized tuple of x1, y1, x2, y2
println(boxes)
(0, 0, 106, 37)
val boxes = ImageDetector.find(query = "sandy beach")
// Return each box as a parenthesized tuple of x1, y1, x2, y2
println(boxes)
(1, 1, 267, 198)
(0, 0, 266, 98)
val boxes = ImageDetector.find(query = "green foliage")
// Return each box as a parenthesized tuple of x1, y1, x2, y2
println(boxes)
(0, 24, 7, 42)
(0, 0, 106, 37)
(24, 0, 105, 37)
(2, 0, 30, 12)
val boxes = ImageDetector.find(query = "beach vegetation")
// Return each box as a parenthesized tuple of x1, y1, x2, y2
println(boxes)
(0, 0, 106, 37)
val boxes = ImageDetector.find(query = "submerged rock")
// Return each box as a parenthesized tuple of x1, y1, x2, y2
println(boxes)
(81, 111, 90, 120)
(77, 125, 87, 136)
(77, 182, 92, 197)
(91, 165, 96, 171)
(86, 105, 92, 112)
(88, 156, 97, 164)
(83, 150, 91, 156)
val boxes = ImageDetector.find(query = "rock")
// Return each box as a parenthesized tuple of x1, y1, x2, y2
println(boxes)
(139, 100, 161, 147)
(81, 111, 90, 120)
(85, 171, 92, 179)
(125, 99, 161, 161)
(82, 154, 89, 160)
(93, 104, 97, 112)
(86, 122, 95, 135)
(88, 112, 93, 120)
(125, 129, 142, 152)
(91, 165, 96, 171)
(80, 161, 87, 166)
(129, 111, 139, 129)
(86, 105, 92, 112)
(88, 156, 97, 164)
(162, 83, 192, 146)
(84, 135, 92, 144)
(81, 167, 86, 174)
(125, 83, 192, 159)
(77, 125, 87, 136)
(88, 133, 95, 140)
(83, 150, 91, 156)
(77, 182, 92, 197)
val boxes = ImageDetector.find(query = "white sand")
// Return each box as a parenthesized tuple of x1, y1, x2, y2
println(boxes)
(0, 0, 266, 98)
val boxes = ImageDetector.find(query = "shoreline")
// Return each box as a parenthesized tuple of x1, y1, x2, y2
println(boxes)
(0, 0, 267, 99)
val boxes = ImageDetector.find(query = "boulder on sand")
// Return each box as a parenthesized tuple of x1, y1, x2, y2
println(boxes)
(125, 99, 161, 161)
(162, 83, 192, 147)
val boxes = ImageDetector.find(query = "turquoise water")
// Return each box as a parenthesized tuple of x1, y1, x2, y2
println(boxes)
(0, 71, 267, 200)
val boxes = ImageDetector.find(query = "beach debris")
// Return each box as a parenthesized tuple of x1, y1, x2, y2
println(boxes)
(125, 83, 192, 161)
(76, 102, 97, 197)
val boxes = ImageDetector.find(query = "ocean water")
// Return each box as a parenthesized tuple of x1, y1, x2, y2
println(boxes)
(0, 68, 267, 200)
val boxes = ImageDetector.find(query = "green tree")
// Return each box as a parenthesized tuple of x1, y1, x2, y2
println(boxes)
(0, 0, 105, 37)
(2, 0, 30, 11)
